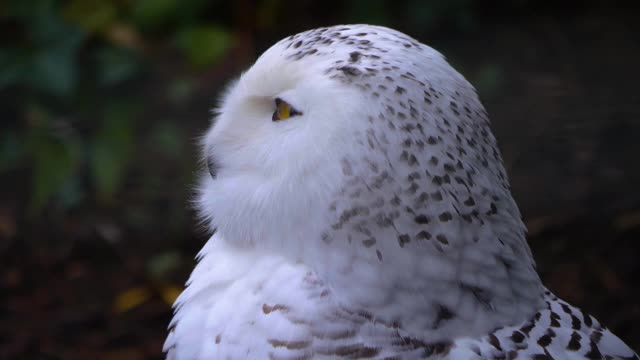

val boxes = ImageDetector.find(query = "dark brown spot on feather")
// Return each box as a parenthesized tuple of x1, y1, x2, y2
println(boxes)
(262, 303, 289, 314)
(550, 311, 561, 327)
(537, 334, 552, 347)
(435, 234, 449, 245)
(567, 331, 581, 351)
(511, 330, 525, 343)
(570, 314, 581, 330)
(488, 334, 502, 351)
(584, 341, 603, 359)
(333, 344, 379, 357)
(521, 322, 535, 335)
(532, 353, 552, 360)
(433, 304, 455, 328)
(398, 234, 411, 247)
(438, 212, 452, 222)
(338, 66, 361, 76)
(268, 339, 311, 350)
(582, 310, 593, 327)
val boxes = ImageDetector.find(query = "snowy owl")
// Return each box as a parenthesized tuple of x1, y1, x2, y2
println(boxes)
(164, 25, 638, 359)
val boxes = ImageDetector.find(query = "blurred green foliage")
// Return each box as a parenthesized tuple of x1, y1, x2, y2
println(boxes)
(0, 0, 232, 218)
(1, 0, 86, 96)
(0, 0, 503, 235)
(175, 25, 231, 69)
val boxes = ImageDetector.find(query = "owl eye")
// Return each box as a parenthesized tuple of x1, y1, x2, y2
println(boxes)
(272, 98, 302, 121)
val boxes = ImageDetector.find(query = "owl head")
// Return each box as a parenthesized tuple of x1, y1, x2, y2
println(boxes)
(198, 25, 532, 275)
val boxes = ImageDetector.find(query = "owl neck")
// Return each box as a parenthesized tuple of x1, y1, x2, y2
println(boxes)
(302, 161, 546, 341)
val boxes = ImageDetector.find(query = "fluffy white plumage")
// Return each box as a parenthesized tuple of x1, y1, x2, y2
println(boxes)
(164, 25, 638, 359)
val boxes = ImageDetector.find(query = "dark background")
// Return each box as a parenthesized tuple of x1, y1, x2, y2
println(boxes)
(1, 0, 639, 359)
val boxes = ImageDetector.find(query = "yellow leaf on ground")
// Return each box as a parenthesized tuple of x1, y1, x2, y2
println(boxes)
(159, 284, 182, 306)
(113, 286, 152, 314)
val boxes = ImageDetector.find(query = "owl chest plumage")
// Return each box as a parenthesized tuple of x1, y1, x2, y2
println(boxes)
(163, 237, 453, 359)
(164, 237, 638, 360)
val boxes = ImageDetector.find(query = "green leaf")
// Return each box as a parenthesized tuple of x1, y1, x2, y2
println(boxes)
(28, 0, 86, 47)
(28, 124, 81, 212)
(1, 0, 86, 95)
(0, 49, 28, 89)
(150, 122, 184, 158)
(130, 0, 179, 30)
(130, 0, 211, 31)
(27, 44, 79, 96)
(175, 26, 231, 69)
(4, 0, 45, 19)
(22, 3, 86, 96)
(96, 46, 142, 86)
(90, 103, 136, 197)
(57, 175, 84, 209)
(62, 0, 118, 33)
(146, 252, 182, 280)
(0, 132, 26, 172)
